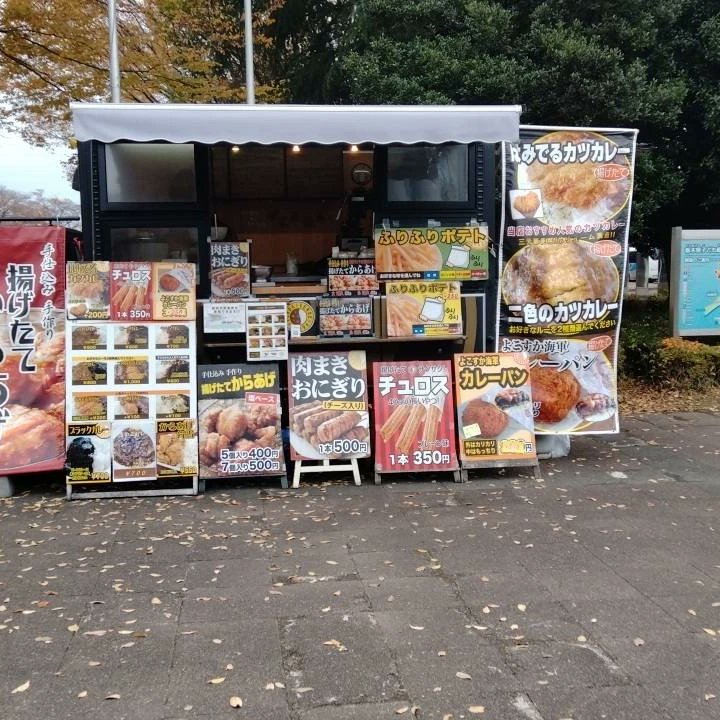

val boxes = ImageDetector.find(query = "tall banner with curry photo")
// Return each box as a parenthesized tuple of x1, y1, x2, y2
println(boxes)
(498, 126, 639, 434)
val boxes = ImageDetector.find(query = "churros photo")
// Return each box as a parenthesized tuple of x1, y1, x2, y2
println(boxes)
(373, 360, 458, 474)
(110, 262, 152, 321)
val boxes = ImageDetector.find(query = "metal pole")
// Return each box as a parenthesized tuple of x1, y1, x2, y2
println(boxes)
(108, 0, 121, 102)
(244, 0, 255, 104)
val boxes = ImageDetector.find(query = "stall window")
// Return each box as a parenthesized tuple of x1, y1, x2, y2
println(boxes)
(103, 143, 198, 205)
(108, 226, 200, 264)
(377, 143, 477, 213)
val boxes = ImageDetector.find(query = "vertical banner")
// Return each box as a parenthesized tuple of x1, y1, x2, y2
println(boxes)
(287, 351, 370, 460)
(0, 227, 66, 475)
(454, 353, 537, 467)
(498, 126, 638, 434)
(373, 360, 458, 474)
(197, 364, 284, 479)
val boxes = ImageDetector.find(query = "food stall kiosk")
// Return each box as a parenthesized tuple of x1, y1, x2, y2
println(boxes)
(68, 103, 523, 490)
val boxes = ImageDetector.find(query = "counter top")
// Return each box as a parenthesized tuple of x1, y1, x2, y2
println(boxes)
(253, 284, 327, 296)
(204, 334, 466, 349)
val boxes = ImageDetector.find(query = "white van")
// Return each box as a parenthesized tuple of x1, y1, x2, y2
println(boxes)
(627, 247, 659, 283)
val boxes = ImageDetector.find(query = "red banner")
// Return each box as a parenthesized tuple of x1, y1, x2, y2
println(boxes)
(373, 360, 458, 473)
(0, 227, 66, 474)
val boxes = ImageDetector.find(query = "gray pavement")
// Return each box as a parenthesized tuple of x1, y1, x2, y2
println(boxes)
(1, 410, 719, 720)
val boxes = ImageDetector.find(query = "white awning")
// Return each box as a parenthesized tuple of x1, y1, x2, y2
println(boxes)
(70, 103, 522, 145)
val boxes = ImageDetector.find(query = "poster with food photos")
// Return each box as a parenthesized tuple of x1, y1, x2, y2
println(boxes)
(197, 363, 285, 479)
(385, 281, 462, 337)
(210, 241, 250, 301)
(64, 313, 198, 484)
(318, 297, 373, 337)
(374, 226, 489, 281)
(453, 353, 537, 467)
(327, 258, 379, 296)
(498, 126, 638, 434)
(287, 351, 371, 461)
(373, 360, 458, 474)
(245, 301, 288, 362)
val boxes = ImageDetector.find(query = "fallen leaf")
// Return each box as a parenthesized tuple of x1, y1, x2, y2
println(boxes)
(409, 624, 425, 630)
(67, 624, 79, 632)
(322, 639, 347, 651)
(208, 677, 225, 684)
(11, 681, 30, 694)
(296, 687, 313, 694)
(265, 683, 275, 690)
(395, 707, 409, 714)
(705, 694, 716, 701)
(633, 638, 645, 647)
(455, 671, 472, 680)
(468, 706, 485, 714)
(517, 603, 527, 612)
(151, 597, 162, 605)
(437, 650, 447, 657)
(78, 690, 87, 698)
(229, 696, 243, 708)
(83, 630, 107, 637)
(703, 628, 717, 636)
(105, 693, 121, 700)
(577, 635, 587, 642)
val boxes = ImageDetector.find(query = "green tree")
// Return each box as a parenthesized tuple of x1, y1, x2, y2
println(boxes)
(320, 0, 717, 257)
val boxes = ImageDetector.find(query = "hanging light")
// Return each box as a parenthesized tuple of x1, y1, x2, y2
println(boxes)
(349, 144, 359, 153)
(231, 145, 240, 153)
(291, 145, 301, 153)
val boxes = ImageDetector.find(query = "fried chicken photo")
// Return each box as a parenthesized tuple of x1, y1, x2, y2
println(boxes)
(512, 190, 541, 218)
(199, 400, 281, 471)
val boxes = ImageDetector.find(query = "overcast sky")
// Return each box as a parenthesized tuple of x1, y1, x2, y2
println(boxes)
(0, 130, 79, 201)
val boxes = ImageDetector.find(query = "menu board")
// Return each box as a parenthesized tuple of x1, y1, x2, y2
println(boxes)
(287, 351, 371, 460)
(197, 364, 285, 479)
(498, 126, 638, 434)
(671, 229, 720, 336)
(245, 301, 288, 361)
(454, 353, 537, 467)
(385, 281, 462, 337)
(68, 261, 196, 322)
(373, 360, 458, 474)
(0, 227, 66, 476)
(319, 297, 373, 337)
(65, 320, 197, 483)
(327, 258, 379, 296)
(375, 226, 489, 281)
(210, 241, 250, 301)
